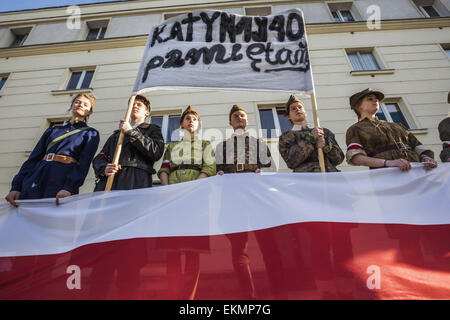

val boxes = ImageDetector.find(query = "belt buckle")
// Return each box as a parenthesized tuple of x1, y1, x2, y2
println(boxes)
(236, 163, 244, 172)
(46, 153, 55, 161)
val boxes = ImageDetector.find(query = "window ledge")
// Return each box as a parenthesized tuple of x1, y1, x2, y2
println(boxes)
(350, 69, 395, 76)
(408, 128, 428, 135)
(51, 88, 93, 96)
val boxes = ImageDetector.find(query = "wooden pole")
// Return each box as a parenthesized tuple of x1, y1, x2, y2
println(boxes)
(105, 94, 137, 191)
(310, 92, 326, 173)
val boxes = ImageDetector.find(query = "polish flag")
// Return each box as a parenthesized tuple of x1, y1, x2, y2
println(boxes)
(0, 164, 449, 300)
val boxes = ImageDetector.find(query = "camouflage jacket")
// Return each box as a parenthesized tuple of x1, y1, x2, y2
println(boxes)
(215, 132, 274, 172)
(278, 125, 344, 172)
(345, 118, 434, 165)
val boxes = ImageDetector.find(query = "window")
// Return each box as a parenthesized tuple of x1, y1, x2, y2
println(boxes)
(419, 5, 440, 17)
(445, 48, 450, 58)
(164, 12, 188, 20)
(49, 119, 70, 128)
(328, 2, 358, 22)
(376, 102, 411, 129)
(332, 9, 355, 22)
(413, 0, 442, 18)
(85, 20, 108, 40)
(86, 27, 106, 40)
(151, 114, 181, 143)
(259, 107, 291, 138)
(421, 5, 440, 17)
(0, 76, 8, 91)
(347, 50, 381, 71)
(441, 44, 450, 58)
(245, 6, 271, 16)
(9, 27, 31, 47)
(66, 70, 95, 90)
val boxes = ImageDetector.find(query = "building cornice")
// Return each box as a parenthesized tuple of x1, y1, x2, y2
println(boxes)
(0, 17, 449, 59)
(0, 1, 323, 26)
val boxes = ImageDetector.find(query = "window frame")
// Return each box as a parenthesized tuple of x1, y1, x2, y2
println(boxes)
(0, 75, 9, 91)
(347, 50, 381, 71)
(258, 105, 291, 138)
(163, 12, 189, 20)
(419, 5, 440, 17)
(332, 9, 355, 22)
(82, 19, 109, 41)
(86, 26, 107, 41)
(440, 44, 450, 59)
(66, 69, 95, 91)
(377, 101, 414, 130)
(8, 26, 33, 48)
(244, 6, 272, 16)
(150, 112, 182, 143)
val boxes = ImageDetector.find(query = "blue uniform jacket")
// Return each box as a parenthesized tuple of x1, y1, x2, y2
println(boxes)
(11, 121, 99, 199)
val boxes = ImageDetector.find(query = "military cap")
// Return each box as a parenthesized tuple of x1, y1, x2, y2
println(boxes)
(180, 105, 200, 123)
(229, 104, 247, 121)
(349, 88, 384, 110)
(285, 94, 304, 114)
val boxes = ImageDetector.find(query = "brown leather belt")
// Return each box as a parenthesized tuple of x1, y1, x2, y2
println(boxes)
(223, 164, 258, 173)
(371, 143, 411, 156)
(174, 164, 201, 171)
(43, 153, 78, 164)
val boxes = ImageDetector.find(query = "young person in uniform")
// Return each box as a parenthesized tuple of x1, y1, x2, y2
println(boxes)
(158, 106, 216, 300)
(278, 94, 344, 172)
(5, 93, 99, 206)
(87, 95, 164, 299)
(215, 104, 286, 299)
(345, 88, 437, 170)
(92, 95, 164, 191)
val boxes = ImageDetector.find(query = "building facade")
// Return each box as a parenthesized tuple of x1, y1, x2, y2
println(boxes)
(0, 0, 449, 195)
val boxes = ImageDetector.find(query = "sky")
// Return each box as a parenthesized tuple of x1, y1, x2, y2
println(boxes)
(0, 0, 128, 13)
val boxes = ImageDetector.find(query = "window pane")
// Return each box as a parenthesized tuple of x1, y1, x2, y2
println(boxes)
(360, 52, 380, 70)
(167, 115, 181, 142)
(332, 11, 341, 22)
(385, 103, 409, 129)
(10, 34, 26, 47)
(445, 49, 450, 59)
(259, 109, 276, 138)
(150, 116, 163, 128)
(66, 71, 82, 90)
(80, 70, 94, 89)
(245, 7, 271, 16)
(340, 10, 355, 22)
(423, 6, 440, 18)
(86, 28, 99, 40)
(277, 109, 292, 134)
(0, 77, 7, 90)
(98, 27, 106, 39)
(348, 53, 364, 71)
(376, 110, 387, 121)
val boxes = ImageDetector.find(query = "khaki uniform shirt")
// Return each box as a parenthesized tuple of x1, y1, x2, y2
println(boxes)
(278, 125, 344, 172)
(345, 118, 433, 165)
(157, 138, 216, 184)
(215, 131, 274, 172)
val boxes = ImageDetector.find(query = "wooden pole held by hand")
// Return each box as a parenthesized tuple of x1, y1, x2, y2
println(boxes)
(105, 94, 137, 191)
(310, 92, 326, 173)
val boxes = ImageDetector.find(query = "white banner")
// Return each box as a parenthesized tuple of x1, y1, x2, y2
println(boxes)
(133, 9, 313, 93)
(0, 164, 449, 257)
